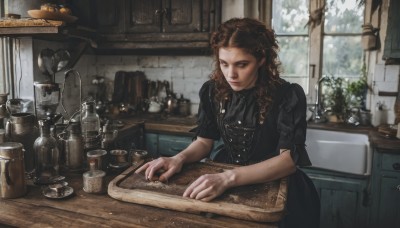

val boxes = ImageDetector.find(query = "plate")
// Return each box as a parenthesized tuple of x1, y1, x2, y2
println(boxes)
(43, 186, 74, 199)
(27, 10, 78, 23)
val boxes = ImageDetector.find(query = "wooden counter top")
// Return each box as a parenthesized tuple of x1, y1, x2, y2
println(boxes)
(115, 114, 400, 153)
(0, 172, 277, 228)
(115, 114, 197, 136)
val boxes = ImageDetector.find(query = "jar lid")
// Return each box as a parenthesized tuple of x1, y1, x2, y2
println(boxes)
(83, 169, 106, 178)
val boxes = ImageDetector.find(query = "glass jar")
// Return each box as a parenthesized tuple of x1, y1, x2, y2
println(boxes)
(33, 120, 60, 184)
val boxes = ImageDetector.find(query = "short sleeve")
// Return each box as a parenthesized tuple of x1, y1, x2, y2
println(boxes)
(276, 83, 312, 166)
(195, 81, 220, 140)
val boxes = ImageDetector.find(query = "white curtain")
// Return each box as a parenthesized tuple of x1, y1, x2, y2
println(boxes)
(0, 37, 11, 95)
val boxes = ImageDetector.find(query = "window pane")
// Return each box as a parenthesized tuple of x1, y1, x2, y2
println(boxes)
(278, 36, 309, 76)
(325, 0, 364, 33)
(322, 36, 363, 78)
(272, 0, 309, 35)
(278, 36, 309, 91)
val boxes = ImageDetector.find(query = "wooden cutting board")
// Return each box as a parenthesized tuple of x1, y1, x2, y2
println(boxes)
(108, 161, 287, 222)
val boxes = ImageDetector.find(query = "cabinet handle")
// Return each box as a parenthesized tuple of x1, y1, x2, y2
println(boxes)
(393, 163, 400, 170)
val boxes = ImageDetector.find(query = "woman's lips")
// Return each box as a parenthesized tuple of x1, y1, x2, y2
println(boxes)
(228, 81, 240, 86)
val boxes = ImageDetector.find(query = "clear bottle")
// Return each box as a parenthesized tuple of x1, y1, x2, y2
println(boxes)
(33, 119, 60, 184)
(81, 101, 101, 150)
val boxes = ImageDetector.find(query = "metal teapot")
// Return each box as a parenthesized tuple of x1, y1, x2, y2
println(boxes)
(165, 94, 178, 114)
(0, 142, 27, 199)
(5, 113, 39, 172)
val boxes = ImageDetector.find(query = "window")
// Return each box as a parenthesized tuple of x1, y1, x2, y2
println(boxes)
(270, 0, 365, 103)
(272, 0, 310, 93)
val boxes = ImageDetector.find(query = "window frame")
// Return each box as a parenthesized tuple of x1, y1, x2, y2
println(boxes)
(261, 0, 368, 104)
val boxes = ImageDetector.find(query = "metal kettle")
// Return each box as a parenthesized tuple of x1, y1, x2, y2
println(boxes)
(165, 94, 178, 114)
(178, 95, 191, 116)
(0, 142, 27, 199)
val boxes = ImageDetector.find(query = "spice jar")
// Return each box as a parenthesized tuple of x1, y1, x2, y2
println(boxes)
(83, 162, 106, 194)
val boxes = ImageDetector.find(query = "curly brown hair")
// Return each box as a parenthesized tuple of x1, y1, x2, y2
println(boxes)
(210, 17, 282, 123)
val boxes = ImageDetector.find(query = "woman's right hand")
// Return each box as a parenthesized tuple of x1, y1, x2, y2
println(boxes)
(135, 156, 184, 182)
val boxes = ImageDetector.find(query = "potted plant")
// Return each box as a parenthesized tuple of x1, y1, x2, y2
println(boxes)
(322, 76, 348, 122)
(322, 68, 372, 123)
(346, 63, 371, 111)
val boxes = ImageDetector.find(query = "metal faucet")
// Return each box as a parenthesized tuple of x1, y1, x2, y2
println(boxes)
(311, 76, 328, 123)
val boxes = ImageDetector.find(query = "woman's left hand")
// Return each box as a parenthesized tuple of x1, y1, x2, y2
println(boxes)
(183, 172, 233, 202)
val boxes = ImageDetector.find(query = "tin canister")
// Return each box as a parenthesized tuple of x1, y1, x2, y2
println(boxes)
(83, 169, 106, 194)
(0, 142, 27, 199)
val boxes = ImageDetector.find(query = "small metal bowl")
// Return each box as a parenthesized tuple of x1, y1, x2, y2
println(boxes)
(110, 149, 128, 163)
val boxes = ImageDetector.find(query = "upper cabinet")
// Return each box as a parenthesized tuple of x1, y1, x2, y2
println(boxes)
(91, 0, 221, 50)
(383, 0, 400, 60)
(0, 0, 220, 51)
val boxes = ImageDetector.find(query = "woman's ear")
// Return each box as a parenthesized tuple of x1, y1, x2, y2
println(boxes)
(258, 57, 266, 67)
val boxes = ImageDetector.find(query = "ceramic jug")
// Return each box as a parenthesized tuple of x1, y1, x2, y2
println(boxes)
(5, 113, 39, 172)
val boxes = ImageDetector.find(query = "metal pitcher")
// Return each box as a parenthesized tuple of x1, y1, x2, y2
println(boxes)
(0, 142, 27, 199)
(5, 113, 39, 172)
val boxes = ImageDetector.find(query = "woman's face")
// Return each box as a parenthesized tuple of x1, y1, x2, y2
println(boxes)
(218, 47, 264, 91)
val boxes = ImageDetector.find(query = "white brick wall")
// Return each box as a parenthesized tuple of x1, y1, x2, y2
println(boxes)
(89, 55, 215, 115)
(371, 64, 400, 125)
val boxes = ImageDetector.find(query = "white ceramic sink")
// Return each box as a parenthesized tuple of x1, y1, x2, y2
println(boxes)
(305, 129, 371, 175)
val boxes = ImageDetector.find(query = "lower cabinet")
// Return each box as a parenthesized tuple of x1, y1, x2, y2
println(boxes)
(302, 168, 371, 228)
(145, 133, 193, 157)
(370, 150, 400, 228)
(145, 132, 223, 158)
(114, 122, 145, 151)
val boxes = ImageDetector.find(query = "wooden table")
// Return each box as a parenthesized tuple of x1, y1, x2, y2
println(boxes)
(0, 172, 278, 228)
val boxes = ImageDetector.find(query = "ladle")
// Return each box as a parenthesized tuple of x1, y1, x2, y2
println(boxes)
(38, 48, 71, 83)
(53, 49, 71, 73)
(38, 48, 55, 77)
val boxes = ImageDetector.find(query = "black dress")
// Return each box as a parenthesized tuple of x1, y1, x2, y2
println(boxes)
(196, 80, 320, 228)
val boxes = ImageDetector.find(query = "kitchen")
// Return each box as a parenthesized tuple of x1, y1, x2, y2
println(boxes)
(0, 0, 399, 227)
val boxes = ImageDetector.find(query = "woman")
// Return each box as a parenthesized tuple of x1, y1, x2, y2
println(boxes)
(136, 18, 320, 227)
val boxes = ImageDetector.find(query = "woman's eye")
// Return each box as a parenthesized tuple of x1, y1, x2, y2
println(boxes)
(219, 62, 228, 67)
(237, 63, 247, 68)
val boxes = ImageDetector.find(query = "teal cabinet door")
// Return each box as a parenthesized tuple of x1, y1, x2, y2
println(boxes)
(302, 169, 370, 228)
(145, 133, 159, 157)
(371, 150, 400, 227)
(376, 175, 400, 227)
(158, 134, 192, 156)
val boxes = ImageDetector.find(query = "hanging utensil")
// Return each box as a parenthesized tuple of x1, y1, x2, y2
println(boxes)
(38, 48, 55, 78)
(53, 49, 71, 72)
